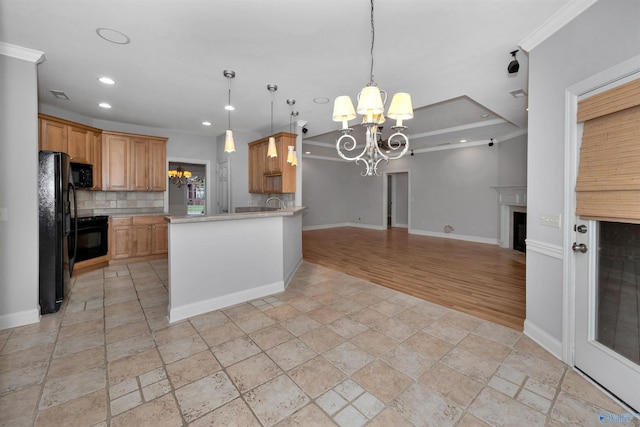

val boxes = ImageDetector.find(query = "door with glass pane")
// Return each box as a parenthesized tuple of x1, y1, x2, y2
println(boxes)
(573, 77, 640, 411)
(574, 220, 640, 411)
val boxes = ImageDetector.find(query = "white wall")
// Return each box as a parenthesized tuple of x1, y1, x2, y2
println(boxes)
(526, 0, 640, 350)
(303, 135, 527, 242)
(0, 47, 44, 329)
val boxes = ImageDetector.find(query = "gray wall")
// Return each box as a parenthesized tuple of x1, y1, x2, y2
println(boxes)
(303, 134, 527, 243)
(526, 0, 640, 347)
(0, 52, 42, 328)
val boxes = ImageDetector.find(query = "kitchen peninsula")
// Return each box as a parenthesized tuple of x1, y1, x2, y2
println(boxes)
(164, 207, 306, 323)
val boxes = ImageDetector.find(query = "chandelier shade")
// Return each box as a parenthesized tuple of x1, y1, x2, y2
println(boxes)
(387, 92, 414, 126)
(356, 86, 385, 120)
(332, 96, 357, 130)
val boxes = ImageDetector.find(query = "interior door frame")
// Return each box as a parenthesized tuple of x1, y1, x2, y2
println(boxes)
(383, 170, 411, 230)
(562, 55, 640, 365)
(165, 156, 212, 215)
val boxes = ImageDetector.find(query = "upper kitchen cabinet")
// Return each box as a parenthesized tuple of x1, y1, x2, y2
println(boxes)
(131, 137, 167, 191)
(248, 132, 297, 194)
(39, 114, 102, 166)
(102, 132, 131, 191)
(103, 131, 167, 192)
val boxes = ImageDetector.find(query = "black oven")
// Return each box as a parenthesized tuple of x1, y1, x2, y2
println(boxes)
(75, 215, 108, 262)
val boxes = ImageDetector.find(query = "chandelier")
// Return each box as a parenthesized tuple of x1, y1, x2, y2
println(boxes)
(167, 166, 192, 187)
(332, 0, 413, 176)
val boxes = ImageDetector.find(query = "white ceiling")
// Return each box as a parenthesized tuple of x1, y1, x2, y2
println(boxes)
(1, 0, 573, 156)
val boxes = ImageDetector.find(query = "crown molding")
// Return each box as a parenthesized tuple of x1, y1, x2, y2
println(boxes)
(0, 42, 45, 63)
(519, 0, 598, 53)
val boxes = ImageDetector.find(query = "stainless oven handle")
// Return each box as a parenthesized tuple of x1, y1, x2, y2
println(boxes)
(69, 181, 78, 276)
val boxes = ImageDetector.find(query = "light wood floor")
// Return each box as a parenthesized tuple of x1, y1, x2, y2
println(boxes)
(303, 227, 526, 330)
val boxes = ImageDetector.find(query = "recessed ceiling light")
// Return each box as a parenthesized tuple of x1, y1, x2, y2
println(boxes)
(96, 28, 130, 45)
(313, 97, 330, 104)
(202, 121, 212, 126)
(460, 139, 467, 143)
(305, 151, 310, 155)
(481, 113, 489, 118)
(98, 102, 112, 109)
(224, 105, 235, 111)
(98, 76, 115, 85)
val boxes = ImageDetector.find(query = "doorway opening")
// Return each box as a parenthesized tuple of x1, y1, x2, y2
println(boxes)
(385, 172, 409, 229)
(167, 161, 208, 216)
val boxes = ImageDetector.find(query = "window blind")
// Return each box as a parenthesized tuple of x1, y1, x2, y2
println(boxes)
(576, 78, 640, 222)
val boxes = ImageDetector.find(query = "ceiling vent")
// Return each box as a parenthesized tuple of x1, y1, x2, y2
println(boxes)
(509, 89, 527, 98)
(50, 90, 69, 100)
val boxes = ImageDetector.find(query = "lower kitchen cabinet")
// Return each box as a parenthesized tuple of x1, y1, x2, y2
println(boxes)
(111, 217, 133, 260)
(110, 215, 167, 263)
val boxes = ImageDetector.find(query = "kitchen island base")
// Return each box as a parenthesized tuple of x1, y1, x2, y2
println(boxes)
(165, 208, 304, 323)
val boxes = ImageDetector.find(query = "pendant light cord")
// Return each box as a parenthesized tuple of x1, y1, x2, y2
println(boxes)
(369, 0, 375, 85)
(270, 93, 274, 134)
(227, 77, 232, 129)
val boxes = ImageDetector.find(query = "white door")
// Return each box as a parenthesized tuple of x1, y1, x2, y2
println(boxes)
(574, 200, 640, 411)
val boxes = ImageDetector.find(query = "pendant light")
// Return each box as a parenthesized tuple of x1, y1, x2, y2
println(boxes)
(267, 84, 278, 158)
(223, 70, 236, 153)
(287, 99, 298, 166)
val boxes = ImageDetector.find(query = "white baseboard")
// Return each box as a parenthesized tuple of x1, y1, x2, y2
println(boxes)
(303, 222, 386, 231)
(409, 228, 498, 245)
(0, 308, 40, 331)
(523, 319, 563, 360)
(169, 281, 284, 323)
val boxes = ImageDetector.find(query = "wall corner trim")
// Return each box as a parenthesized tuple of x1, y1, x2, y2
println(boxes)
(519, 0, 598, 53)
(524, 319, 563, 360)
(0, 42, 45, 63)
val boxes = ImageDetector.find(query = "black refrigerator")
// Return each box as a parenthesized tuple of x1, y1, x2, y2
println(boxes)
(38, 151, 77, 314)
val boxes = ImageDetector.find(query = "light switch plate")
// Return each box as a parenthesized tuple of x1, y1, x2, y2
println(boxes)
(0, 208, 7, 222)
(540, 212, 561, 228)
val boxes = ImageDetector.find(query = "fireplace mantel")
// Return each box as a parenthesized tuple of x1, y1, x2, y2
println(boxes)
(492, 186, 527, 206)
(492, 186, 527, 249)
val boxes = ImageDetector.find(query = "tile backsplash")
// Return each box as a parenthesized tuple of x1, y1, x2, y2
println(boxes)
(76, 191, 165, 216)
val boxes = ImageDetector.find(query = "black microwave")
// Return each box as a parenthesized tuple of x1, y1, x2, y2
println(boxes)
(70, 162, 93, 188)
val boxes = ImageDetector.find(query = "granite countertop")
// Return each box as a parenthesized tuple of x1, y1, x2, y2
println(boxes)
(165, 206, 307, 224)
(109, 212, 168, 218)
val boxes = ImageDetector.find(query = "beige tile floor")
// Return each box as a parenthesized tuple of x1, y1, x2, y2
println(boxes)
(1, 260, 638, 426)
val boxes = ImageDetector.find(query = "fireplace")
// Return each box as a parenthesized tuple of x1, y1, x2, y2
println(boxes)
(493, 186, 527, 250)
(513, 211, 527, 252)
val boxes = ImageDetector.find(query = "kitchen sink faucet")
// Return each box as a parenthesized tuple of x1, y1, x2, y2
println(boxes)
(265, 196, 284, 209)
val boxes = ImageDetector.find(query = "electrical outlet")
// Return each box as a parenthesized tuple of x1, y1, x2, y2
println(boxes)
(0, 208, 7, 222)
(540, 212, 561, 228)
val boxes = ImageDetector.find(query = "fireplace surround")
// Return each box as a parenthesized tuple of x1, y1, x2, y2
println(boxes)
(493, 186, 527, 250)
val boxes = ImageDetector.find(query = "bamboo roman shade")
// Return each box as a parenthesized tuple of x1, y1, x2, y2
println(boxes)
(575, 78, 640, 222)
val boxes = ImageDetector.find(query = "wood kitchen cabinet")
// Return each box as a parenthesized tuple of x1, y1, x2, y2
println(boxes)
(110, 217, 133, 260)
(102, 132, 131, 191)
(110, 216, 167, 263)
(248, 132, 297, 194)
(39, 114, 102, 173)
(103, 131, 167, 191)
(131, 137, 167, 191)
